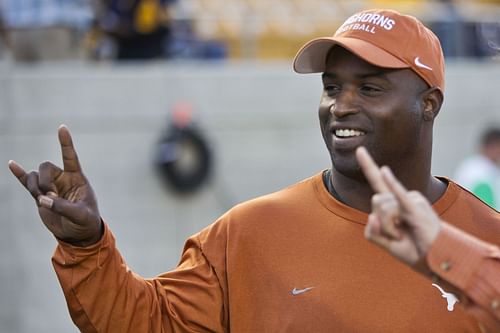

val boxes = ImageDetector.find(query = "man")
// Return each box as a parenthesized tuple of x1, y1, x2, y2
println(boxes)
(357, 146, 500, 332)
(9, 8, 500, 332)
(94, 0, 175, 60)
(454, 127, 500, 209)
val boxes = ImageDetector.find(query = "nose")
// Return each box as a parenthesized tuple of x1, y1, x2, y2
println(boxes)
(331, 87, 359, 118)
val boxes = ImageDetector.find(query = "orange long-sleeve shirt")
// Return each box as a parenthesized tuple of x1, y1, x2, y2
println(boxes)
(52, 173, 500, 332)
(426, 221, 500, 332)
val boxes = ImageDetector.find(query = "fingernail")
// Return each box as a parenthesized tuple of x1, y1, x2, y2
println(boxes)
(47, 191, 57, 197)
(382, 166, 394, 177)
(38, 195, 53, 209)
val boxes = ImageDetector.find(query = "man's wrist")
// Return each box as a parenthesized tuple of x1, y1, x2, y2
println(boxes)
(57, 220, 104, 247)
(412, 255, 435, 278)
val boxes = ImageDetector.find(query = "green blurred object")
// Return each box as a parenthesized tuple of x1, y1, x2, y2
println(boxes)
(473, 182, 496, 209)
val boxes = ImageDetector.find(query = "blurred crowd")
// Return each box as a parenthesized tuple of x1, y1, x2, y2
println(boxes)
(0, 0, 226, 62)
(0, 0, 498, 62)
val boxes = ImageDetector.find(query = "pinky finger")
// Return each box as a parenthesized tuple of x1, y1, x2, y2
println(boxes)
(8, 160, 28, 187)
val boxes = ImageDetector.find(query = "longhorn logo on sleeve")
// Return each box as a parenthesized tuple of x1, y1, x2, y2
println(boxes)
(432, 283, 459, 311)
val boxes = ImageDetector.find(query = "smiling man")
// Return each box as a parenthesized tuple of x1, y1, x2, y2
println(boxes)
(294, 9, 447, 214)
(9, 8, 500, 333)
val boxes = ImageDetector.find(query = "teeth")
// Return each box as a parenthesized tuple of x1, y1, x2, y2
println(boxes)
(335, 129, 365, 137)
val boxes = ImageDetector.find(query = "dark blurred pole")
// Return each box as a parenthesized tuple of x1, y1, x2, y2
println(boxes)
(154, 102, 213, 194)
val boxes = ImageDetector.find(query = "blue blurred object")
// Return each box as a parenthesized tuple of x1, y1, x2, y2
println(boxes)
(166, 18, 227, 60)
(0, 0, 93, 29)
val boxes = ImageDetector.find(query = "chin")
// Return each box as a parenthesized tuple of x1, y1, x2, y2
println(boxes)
(330, 153, 363, 180)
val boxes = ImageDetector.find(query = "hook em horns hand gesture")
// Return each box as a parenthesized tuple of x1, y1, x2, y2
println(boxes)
(9, 125, 102, 247)
(355, 146, 442, 266)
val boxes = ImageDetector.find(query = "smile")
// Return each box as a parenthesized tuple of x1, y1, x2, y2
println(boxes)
(334, 129, 366, 138)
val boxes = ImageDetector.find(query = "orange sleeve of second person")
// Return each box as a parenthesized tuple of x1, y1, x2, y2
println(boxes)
(51, 222, 227, 333)
(427, 222, 500, 333)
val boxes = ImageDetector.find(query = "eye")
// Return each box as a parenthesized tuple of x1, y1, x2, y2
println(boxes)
(360, 84, 384, 96)
(324, 84, 340, 95)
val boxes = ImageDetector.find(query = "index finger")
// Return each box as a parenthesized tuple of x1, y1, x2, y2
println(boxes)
(58, 124, 82, 173)
(356, 146, 390, 193)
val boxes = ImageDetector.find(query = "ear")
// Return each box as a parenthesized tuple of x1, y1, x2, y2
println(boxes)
(422, 87, 444, 121)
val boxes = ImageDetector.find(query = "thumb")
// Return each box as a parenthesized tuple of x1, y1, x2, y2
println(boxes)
(365, 214, 391, 250)
(365, 213, 381, 240)
(38, 192, 94, 224)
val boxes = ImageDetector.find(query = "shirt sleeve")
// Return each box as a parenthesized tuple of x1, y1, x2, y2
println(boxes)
(427, 222, 500, 332)
(51, 222, 227, 333)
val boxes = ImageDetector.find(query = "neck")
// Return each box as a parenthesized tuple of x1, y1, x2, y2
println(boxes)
(329, 159, 446, 213)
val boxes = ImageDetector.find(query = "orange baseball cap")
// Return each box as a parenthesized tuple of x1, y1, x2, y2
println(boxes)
(293, 9, 445, 92)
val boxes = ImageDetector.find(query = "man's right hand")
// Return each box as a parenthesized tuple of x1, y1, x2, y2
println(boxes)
(9, 125, 102, 247)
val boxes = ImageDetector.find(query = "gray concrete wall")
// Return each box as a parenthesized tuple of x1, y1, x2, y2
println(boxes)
(1, 60, 499, 332)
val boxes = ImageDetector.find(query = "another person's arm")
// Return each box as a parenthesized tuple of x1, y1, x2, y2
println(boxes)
(356, 146, 500, 332)
(9, 125, 225, 332)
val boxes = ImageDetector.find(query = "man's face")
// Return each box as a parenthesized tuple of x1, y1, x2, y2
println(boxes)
(319, 47, 429, 178)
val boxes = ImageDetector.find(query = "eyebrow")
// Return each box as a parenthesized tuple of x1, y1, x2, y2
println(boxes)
(322, 70, 391, 81)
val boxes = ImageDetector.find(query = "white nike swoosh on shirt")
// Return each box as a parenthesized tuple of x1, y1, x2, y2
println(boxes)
(291, 287, 314, 296)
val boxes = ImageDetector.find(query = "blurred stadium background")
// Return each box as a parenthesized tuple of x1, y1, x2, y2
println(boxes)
(1, 0, 499, 331)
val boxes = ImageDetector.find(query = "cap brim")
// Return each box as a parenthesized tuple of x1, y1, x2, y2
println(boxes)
(293, 36, 409, 73)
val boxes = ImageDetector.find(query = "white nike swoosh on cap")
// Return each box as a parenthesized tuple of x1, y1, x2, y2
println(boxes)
(414, 57, 433, 71)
